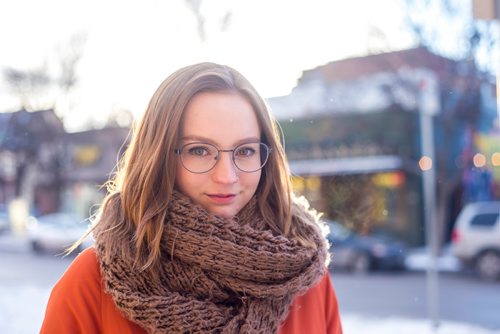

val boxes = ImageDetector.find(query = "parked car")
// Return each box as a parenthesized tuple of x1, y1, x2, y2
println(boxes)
(0, 207, 9, 234)
(27, 213, 93, 254)
(451, 201, 500, 281)
(326, 220, 407, 273)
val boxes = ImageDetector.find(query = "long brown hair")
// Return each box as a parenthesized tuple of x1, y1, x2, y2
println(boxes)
(90, 62, 317, 273)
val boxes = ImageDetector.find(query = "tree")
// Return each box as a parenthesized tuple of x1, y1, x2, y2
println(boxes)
(2, 31, 86, 119)
(184, 0, 232, 42)
(402, 0, 498, 247)
(54, 32, 87, 122)
(3, 65, 51, 111)
(403, 0, 498, 72)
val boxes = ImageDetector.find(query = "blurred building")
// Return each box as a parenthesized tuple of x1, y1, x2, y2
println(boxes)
(0, 108, 130, 220)
(268, 47, 498, 246)
(58, 127, 130, 218)
(0, 109, 64, 215)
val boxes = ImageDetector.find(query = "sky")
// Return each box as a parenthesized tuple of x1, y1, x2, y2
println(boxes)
(0, 0, 494, 131)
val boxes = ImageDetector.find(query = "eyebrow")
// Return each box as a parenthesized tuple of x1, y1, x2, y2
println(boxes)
(180, 135, 261, 147)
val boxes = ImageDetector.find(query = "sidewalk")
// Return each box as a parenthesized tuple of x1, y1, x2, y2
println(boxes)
(342, 314, 500, 333)
(404, 245, 462, 272)
(0, 231, 30, 253)
(1, 283, 499, 334)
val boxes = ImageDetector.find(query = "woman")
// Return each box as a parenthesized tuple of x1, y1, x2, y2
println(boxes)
(41, 62, 343, 333)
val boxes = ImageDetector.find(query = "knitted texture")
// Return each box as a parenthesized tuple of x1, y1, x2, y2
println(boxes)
(94, 191, 328, 334)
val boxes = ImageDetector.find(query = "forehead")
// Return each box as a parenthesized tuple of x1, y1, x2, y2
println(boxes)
(180, 92, 261, 145)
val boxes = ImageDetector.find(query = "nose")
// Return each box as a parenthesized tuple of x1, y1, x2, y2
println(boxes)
(211, 151, 238, 184)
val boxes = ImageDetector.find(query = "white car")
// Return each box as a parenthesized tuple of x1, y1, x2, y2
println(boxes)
(451, 201, 500, 281)
(27, 213, 93, 254)
(0, 210, 9, 234)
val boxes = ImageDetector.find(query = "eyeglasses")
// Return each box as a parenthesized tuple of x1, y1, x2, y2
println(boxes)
(174, 142, 271, 173)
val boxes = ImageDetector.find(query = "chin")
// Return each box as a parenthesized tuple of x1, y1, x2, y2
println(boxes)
(216, 210, 237, 219)
(208, 207, 239, 219)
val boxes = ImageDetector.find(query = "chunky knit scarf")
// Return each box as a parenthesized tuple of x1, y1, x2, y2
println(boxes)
(94, 191, 328, 334)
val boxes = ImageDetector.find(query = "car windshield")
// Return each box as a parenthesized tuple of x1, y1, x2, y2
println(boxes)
(37, 214, 82, 228)
(326, 221, 352, 241)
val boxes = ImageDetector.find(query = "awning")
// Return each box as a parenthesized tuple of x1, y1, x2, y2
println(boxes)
(289, 155, 403, 176)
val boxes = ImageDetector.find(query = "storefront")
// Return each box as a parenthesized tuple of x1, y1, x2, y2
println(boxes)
(59, 127, 130, 219)
(289, 157, 424, 246)
(278, 109, 425, 246)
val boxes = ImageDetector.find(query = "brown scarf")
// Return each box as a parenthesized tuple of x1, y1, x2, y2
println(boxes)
(94, 191, 328, 333)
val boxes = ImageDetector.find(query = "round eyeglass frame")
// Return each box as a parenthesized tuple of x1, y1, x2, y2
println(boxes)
(174, 142, 272, 174)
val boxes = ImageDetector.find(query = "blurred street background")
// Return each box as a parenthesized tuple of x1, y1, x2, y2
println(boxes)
(0, 0, 499, 332)
(0, 244, 499, 333)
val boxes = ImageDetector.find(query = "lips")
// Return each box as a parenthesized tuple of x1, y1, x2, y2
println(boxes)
(206, 193, 236, 204)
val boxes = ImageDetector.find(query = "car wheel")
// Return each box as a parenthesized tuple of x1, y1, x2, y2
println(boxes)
(476, 251, 500, 281)
(72, 244, 83, 254)
(31, 241, 44, 254)
(351, 253, 371, 274)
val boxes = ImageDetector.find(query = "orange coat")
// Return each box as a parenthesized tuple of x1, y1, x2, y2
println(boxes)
(41, 248, 343, 333)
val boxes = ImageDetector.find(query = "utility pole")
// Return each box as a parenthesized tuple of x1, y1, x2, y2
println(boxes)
(418, 72, 440, 330)
(472, 0, 500, 21)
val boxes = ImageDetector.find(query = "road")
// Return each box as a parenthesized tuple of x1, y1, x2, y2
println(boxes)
(0, 248, 499, 332)
(331, 270, 500, 330)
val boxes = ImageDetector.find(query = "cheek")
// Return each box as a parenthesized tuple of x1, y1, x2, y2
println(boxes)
(175, 165, 195, 193)
(175, 163, 184, 188)
(243, 170, 262, 193)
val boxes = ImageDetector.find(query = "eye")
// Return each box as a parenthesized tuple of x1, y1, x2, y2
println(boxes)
(235, 145, 256, 157)
(186, 145, 212, 157)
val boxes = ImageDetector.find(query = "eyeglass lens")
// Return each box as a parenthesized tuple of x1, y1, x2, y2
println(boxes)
(179, 142, 269, 173)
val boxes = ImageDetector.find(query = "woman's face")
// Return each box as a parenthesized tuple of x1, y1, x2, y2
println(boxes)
(175, 92, 262, 219)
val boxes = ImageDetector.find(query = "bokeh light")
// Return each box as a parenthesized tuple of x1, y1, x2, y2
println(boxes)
(473, 153, 486, 167)
(418, 156, 432, 171)
(492, 152, 500, 167)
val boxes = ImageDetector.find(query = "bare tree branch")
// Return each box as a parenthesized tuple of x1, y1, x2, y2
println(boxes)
(185, 0, 206, 42)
